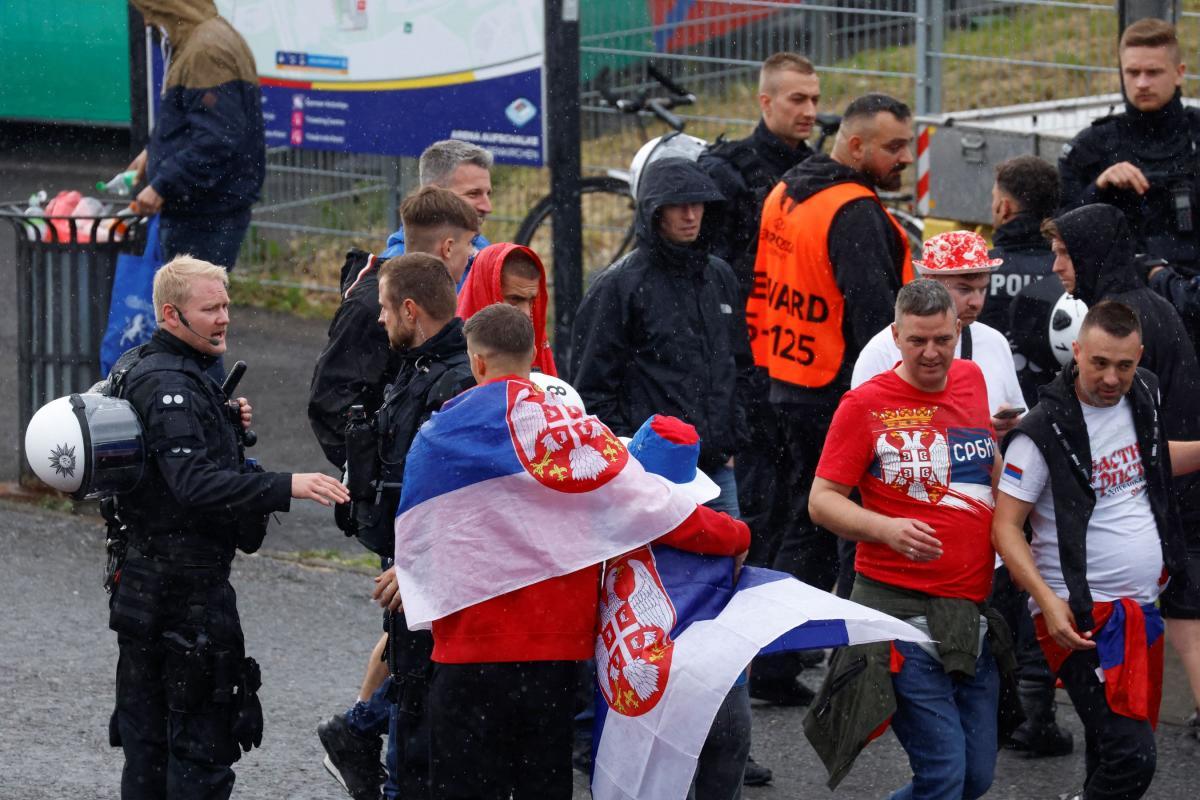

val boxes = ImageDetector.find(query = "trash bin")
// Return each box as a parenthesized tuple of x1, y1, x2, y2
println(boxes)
(0, 206, 146, 483)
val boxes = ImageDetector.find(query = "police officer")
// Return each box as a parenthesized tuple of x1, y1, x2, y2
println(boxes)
(321, 253, 475, 800)
(1059, 18, 1200, 272)
(699, 52, 819, 299)
(106, 255, 348, 799)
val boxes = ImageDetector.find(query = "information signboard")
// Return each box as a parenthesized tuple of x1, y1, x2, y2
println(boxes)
(216, 0, 545, 164)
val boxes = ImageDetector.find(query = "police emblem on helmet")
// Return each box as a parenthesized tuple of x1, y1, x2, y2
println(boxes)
(48, 443, 77, 478)
(596, 547, 676, 716)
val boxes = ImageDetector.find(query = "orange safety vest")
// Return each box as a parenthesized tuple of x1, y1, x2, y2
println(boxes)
(746, 181, 914, 388)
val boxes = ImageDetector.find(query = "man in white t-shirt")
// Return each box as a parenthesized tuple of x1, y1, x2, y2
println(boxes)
(993, 301, 1200, 800)
(851, 230, 1024, 436)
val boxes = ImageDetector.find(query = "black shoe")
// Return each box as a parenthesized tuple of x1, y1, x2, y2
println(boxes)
(743, 754, 773, 786)
(317, 714, 384, 800)
(1185, 708, 1200, 740)
(748, 676, 816, 706)
(1006, 720, 1074, 758)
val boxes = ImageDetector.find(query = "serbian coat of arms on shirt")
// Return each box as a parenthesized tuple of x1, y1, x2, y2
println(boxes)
(596, 547, 676, 716)
(505, 381, 627, 493)
(871, 406, 951, 504)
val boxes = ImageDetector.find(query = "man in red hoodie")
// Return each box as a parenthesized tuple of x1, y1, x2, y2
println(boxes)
(456, 243, 557, 376)
(410, 304, 746, 799)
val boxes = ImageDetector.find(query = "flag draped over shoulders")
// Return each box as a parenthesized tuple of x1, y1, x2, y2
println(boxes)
(393, 377, 697, 628)
(591, 546, 930, 800)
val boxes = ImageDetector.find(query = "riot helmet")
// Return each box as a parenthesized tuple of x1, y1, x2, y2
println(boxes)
(628, 132, 708, 201)
(24, 393, 145, 499)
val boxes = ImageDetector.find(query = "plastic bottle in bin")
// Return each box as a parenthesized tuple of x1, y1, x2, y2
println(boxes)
(96, 170, 137, 197)
(22, 190, 48, 241)
(68, 196, 108, 243)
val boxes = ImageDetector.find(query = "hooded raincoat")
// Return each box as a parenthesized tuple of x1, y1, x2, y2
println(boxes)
(571, 158, 754, 470)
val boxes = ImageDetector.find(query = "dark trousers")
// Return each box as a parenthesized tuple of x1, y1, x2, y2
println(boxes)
(111, 568, 243, 800)
(754, 407, 838, 682)
(429, 660, 576, 800)
(734, 377, 789, 567)
(159, 209, 252, 271)
(386, 614, 433, 800)
(1058, 650, 1157, 800)
(690, 683, 752, 800)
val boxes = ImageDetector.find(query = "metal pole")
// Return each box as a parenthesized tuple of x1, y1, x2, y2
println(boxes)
(914, 0, 944, 116)
(127, 4, 150, 158)
(545, 0, 583, 378)
(1117, 0, 1180, 33)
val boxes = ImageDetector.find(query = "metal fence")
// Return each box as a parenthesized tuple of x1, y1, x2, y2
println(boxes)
(236, 0, 1197, 291)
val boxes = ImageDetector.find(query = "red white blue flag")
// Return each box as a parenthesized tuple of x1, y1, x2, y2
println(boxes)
(591, 546, 929, 800)
(393, 378, 696, 628)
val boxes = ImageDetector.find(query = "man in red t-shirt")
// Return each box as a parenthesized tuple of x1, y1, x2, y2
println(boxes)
(809, 278, 1002, 798)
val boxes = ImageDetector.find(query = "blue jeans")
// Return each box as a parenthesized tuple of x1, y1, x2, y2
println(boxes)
(703, 465, 741, 518)
(888, 638, 998, 800)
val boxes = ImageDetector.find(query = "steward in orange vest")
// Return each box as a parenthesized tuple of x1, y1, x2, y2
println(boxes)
(747, 154, 915, 406)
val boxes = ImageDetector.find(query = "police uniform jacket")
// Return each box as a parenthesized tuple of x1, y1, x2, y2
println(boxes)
(571, 158, 754, 471)
(981, 212, 1054, 334)
(118, 329, 292, 564)
(353, 318, 474, 557)
(1059, 92, 1200, 270)
(699, 120, 813, 299)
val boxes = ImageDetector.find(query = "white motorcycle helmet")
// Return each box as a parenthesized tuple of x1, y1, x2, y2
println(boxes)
(628, 132, 708, 201)
(529, 372, 587, 414)
(1048, 293, 1088, 366)
(24, 393, 145, 499)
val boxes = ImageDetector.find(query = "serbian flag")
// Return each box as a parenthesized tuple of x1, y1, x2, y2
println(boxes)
(591, 546, 929, 800)
(393, 378, 696, 628)
(1036, 598, 1165, 727)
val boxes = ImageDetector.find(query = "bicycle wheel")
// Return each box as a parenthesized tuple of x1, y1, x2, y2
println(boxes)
(514, 176, 636, 287)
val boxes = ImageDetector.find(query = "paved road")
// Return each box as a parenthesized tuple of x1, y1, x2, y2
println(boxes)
(3, 499, 1199, 799)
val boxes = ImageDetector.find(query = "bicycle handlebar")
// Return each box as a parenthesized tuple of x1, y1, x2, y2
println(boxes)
(593, 62, 694, 132)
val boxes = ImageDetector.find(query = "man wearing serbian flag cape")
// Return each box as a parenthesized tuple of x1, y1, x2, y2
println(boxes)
(388, 304, 754, 799)
(994, 300, 1200, 800)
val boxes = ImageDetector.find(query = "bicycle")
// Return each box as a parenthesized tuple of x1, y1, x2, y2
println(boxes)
(513, 66, 924, 281)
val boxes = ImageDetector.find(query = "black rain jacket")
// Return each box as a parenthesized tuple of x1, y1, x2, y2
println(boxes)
(982, 212, 1055, 334)
(571, 158, 754, 469)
